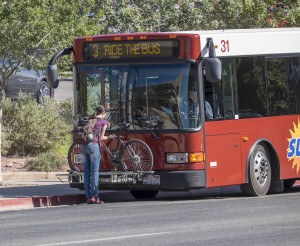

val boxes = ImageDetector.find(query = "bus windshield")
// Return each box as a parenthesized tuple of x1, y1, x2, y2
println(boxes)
(76, 62, 200, 130)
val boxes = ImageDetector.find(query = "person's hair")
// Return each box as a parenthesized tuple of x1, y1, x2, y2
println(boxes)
(94, 105, 105, 116)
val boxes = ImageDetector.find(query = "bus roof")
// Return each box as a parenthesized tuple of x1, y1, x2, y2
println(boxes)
(74, 28, 300, 62)
(178, 28, 300, 58)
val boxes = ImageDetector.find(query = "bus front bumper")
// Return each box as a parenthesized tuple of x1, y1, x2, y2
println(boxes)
(68, 170, 206, 191)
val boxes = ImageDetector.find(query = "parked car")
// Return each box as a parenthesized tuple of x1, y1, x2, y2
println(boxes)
(1, 58, 54, 103)
(5, 66, 54, 103)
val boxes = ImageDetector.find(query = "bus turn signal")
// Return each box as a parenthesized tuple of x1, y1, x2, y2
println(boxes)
(189, 152, 205, 162)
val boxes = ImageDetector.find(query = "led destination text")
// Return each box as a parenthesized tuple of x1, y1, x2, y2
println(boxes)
(102, 43, 160, 56)
(84, 40, 179, 60)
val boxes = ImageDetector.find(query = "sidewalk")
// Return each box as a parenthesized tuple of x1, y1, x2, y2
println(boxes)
(0, 172, 86, 211)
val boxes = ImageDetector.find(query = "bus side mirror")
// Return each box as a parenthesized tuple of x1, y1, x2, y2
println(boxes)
(46, 46, 73, 89)
(205, 58, 222, 83)
(46, 64, 59, 88)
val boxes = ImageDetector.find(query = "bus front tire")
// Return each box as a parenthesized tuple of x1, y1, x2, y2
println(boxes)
(130, 190, 159, 199)
(240, 144, 271, 196)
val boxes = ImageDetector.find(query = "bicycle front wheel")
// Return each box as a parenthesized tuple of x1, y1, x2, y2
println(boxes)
(119, 139, 153, 172)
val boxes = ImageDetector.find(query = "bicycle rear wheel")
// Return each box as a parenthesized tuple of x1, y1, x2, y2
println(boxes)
(119, 139, 153, 171)
(68, 143, 84, 172)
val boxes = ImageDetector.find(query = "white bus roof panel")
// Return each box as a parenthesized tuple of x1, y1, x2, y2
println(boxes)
(179, 28, 300, 58)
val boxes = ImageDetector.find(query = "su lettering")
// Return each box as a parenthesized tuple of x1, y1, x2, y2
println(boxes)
(287, 138, 300, 158)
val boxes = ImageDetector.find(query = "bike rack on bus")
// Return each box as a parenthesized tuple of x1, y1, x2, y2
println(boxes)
(68, 170, 155, 185)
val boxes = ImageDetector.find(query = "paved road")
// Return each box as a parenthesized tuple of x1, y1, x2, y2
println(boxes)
(0, 186, 300, 246)
(53, 79, 73, 101)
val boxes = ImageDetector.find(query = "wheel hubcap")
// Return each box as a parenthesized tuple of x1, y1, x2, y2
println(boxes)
(133, 155, 141, 165)
(40, 84, 49, 97)
(254, 150, 269, 186)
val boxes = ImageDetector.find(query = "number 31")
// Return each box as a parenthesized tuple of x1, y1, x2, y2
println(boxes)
(221, 40, 229, 53)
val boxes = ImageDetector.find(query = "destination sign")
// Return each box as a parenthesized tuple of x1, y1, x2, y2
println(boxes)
(83, 40, 179, 60)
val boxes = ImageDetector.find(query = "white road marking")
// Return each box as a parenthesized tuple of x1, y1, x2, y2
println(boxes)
(35, 231, 170, 246)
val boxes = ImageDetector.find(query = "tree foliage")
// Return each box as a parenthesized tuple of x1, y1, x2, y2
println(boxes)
(0, 0, 103, 96)
(99, 0, 203, 33)
(97, 0, 300, 33)
(199, 0, 300, 29)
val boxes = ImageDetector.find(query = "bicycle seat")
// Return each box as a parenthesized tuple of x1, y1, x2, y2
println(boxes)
(144, 117, 164, 128)
(118, 122, 131, 129)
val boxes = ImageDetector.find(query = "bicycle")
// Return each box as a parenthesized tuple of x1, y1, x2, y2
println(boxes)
(68, 122, 154, 172)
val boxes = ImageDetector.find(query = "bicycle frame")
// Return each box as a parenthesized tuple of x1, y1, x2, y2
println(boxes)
(100, 136, 139, 169)
(100, 137, 125, 167)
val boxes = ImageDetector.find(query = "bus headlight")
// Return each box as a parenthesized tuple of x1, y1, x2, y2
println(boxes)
(166, 153, 188, 163)
(166, 152, 205, 163)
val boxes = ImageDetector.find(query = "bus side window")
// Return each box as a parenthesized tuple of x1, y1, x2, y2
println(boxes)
(222, 59, 238, 119)
(237, 57, 267, 118)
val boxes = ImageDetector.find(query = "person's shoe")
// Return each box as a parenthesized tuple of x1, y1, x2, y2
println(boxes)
(89, 197, 104, 204)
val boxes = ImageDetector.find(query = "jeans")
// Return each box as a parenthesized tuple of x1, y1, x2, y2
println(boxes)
(82, 142, 101, 199)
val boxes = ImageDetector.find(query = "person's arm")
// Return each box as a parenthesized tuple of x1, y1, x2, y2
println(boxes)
(99, 124, 115, 141)
(205, 101, 213, 119)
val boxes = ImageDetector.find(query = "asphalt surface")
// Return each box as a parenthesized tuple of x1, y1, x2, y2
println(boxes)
(0, 171, 299, 212)
(53, 78, 73, 102)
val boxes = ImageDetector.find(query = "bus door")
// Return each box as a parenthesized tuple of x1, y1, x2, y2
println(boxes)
(205, 130, 242, 188)
(204, 58, 243, 188)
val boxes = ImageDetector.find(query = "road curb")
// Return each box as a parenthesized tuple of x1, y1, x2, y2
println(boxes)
(0, 194, 86, 211)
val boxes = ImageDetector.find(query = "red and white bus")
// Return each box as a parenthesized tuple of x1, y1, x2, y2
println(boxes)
(47, 28, 300, 199)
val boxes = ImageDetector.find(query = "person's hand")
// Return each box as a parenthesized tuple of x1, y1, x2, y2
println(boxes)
(109, 134, 117, 139)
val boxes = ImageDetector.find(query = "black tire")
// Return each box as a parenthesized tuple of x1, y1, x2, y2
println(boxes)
(130, 190, 159, 199)
(68, 143, 83, 171)
(240, 144, 271, 196)
(37, 80, 51, 104)
(119, 139, 153, 172)
(283, 179, 296, 189)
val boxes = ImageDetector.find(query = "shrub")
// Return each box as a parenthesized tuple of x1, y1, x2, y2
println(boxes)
(26, 151, 67, 172)
(59, 99, 73, 124)
(2, 93, 72, 156)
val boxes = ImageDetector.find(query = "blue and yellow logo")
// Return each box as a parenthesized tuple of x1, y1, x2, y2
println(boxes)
(287, 118, 300, 174)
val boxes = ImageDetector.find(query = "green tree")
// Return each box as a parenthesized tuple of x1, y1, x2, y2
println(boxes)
(0, 0, 103, 183)
(97, 0, 300, 32)
(199, 0, 300, 29)
(98, 0, 203, 33)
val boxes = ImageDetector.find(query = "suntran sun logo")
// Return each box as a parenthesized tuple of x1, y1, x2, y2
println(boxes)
(287, 118, 300, 174)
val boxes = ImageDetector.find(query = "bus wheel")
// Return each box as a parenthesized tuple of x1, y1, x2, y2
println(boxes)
(240, 144, 271, 196)
(283, 179, 296, 189)
(130, 190, 159, 199)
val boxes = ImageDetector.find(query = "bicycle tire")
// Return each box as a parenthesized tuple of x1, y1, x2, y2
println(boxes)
(119, 139, 153, 171)
(68, 143, 84, 171)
